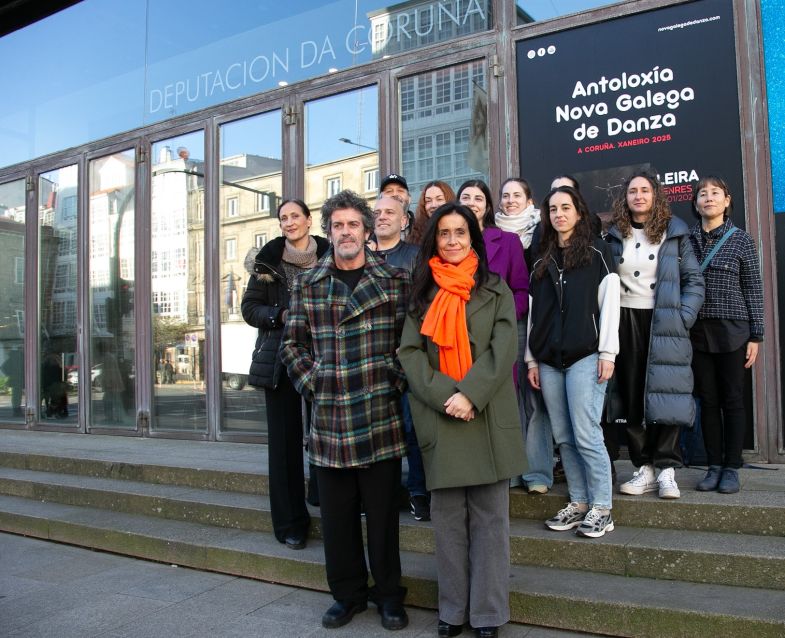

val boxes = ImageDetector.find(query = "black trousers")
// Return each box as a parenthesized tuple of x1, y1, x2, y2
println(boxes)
(610, 307, 682, 469)
(316, 458, 405, 606)
(265, 372, 310, 543)
(692, 346, 747, 469)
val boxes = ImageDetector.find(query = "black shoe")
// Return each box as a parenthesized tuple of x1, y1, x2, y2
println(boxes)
(718, 468, 740, 494)
(410, 494, 431, 521)
(438, 619, 463, 636)
(378, 603, 409, 630)
(696, 466, 722, 492)
(322, 600, 367, 628)
(284, 534, 306, 550)
(475, 628, 498, 638)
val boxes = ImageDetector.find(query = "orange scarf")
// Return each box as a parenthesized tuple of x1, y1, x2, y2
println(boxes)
(420, 252, 477, 381)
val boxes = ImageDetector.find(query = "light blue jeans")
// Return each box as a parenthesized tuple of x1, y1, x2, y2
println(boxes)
(539, 353, 612, 510)
(521, 384, 554, 488)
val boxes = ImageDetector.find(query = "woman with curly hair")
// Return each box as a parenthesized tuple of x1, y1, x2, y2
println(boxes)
(526, 186, 620, 537)
(605, 171, 704, 500)
(408, 181, 456, 245)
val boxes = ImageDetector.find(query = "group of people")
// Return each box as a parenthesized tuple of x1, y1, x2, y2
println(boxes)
(240, 169, 763, 636)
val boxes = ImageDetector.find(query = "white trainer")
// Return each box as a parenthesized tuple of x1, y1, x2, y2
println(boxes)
(657, 467, 681, 499)
(619, 464, 657, 495)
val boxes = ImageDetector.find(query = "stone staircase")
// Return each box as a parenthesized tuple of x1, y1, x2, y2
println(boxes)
(0, 430, 784, 637)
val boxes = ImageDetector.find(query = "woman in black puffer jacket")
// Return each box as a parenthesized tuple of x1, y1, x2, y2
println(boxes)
(241, 199, 329, 550)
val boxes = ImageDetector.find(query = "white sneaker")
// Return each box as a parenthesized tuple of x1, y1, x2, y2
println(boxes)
(657, 467, 681, 499)
(619, 464, 657, 495)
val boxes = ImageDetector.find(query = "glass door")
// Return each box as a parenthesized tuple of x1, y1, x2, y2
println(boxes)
(88, 150, 137, 430)
(38, 164, 79, 425)
(150, 132, 207, 434)
(0, 178, 26, 423)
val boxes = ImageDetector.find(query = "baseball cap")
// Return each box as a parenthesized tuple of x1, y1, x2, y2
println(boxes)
(379, 173, 409, 192)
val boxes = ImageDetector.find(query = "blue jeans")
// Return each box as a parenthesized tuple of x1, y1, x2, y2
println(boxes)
(539, 353, 612, 510)
(402, 392, 426, 496)
(521, 384, 554, 488)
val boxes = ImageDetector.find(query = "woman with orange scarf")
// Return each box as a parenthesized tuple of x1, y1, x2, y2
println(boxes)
(399, 204, 524, 638)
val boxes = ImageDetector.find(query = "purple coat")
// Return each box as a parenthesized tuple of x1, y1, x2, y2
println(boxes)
(483, 227, 528, 320)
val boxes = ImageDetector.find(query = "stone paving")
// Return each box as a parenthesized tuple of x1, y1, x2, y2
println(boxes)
(0, 533, 598, 638)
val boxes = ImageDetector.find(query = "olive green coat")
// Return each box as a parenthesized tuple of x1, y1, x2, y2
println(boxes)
(399, 276, 525, 490)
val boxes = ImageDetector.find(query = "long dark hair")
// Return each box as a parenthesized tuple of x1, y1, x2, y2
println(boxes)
(410, 203, 490, 316)
(535, 186, 594, 279)
(410, 180, 456, 244)
(611, 170, 671, 244)
(457, 179, 496, 229)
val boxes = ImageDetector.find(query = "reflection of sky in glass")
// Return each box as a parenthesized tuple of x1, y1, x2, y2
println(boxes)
(0, 0, 491, 169)
(517, 0, 618, 22)
(762, 0, 785, 212)
(152, 131, 204, 166)
(306, 86, 379, 166)
(220, 111, 282, 160)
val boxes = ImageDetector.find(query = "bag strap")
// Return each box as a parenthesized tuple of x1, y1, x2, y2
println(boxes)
(700, 226, 738, 272)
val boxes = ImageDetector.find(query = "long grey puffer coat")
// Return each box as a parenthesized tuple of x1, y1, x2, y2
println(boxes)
(605, 216, 705, 427)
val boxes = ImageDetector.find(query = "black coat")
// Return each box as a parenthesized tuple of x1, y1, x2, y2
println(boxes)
(241, 235, 330, 389)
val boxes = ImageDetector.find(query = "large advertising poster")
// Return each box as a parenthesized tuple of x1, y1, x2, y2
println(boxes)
(517, 0, 742, 227)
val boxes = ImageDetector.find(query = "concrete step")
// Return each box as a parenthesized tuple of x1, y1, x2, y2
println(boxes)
(1, 495, 783, 638)
(1, 467, 784, 591)
(3, 446, 785, 537)
(0, 450, 268, 495)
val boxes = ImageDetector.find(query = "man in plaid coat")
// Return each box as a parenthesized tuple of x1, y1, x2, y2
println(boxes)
(282, 190, 411, 631)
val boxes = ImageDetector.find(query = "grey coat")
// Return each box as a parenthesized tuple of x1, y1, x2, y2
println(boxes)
(606, 217, 705, 427)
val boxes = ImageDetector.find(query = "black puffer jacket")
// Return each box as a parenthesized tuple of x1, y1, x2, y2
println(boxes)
(241, 235, 329, 389)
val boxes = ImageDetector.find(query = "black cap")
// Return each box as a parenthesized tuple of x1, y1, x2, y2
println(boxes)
(379, 173, 409, 192)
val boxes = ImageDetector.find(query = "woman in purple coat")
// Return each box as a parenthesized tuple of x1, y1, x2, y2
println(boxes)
(458, 180, 529, 386)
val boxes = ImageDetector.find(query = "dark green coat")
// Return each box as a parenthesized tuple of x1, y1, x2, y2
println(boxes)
(399, 275, 525, 490)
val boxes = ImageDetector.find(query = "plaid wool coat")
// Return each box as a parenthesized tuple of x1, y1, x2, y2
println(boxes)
(281, 248, 411, 468)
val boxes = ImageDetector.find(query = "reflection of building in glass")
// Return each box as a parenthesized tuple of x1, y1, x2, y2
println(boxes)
(89, 153, 135, 343)
(305, 152, 380, 222)
(40, 168, 78, 344)
(217, 153, 283, 322)
(399, 60, 488, 200)
(151, 146, 202, 324)
(369, 0, 491, 58)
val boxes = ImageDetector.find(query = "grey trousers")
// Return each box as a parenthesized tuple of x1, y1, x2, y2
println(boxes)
(430, 479, 511, 628)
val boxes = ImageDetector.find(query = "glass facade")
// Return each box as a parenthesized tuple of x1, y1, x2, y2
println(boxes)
(0, 0, 779, 457)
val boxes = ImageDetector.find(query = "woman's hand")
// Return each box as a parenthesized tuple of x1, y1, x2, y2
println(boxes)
(527, 366, 540, 390)
(598, 359, 615, 383)
(444, 392, 475, 421)
(745, 342, 759, 368)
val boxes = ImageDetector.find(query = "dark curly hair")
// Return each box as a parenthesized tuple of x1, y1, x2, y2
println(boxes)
(320, 189, 374, 235)
(409, 181, 456, 244)
(611, 171, 671, 244)
(409, 203, 489, 316)
(535, 186, 595, 279)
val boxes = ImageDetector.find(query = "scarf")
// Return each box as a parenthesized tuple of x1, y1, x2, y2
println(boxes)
(420, 252, 478, 381)
(495, 204, 540, 249)
(282, 236, 318, 268)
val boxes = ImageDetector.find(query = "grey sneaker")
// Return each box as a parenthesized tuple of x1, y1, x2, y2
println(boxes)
(545, 502, 587, 531)
(575, 507, 615, 538)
